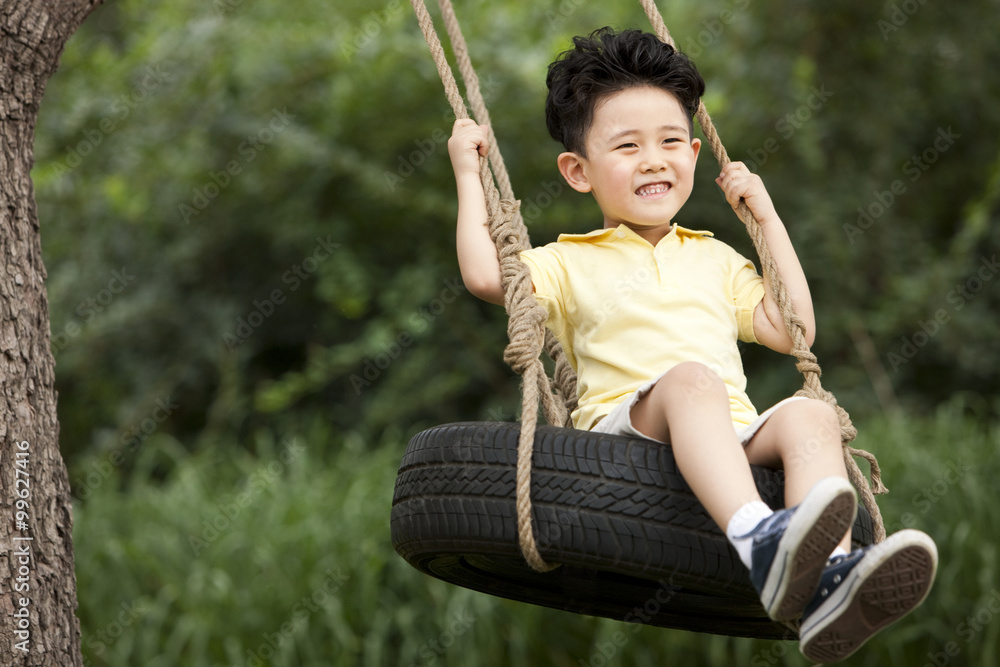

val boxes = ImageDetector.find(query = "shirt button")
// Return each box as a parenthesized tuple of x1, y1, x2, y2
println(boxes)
(616, 230, 626, 239)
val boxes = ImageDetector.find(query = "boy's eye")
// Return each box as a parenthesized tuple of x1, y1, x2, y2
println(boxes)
(663, 138, 682, 144)
(616, 142, 637, 150)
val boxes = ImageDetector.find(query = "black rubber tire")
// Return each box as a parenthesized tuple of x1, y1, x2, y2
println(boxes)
(391, 422, 875, 639)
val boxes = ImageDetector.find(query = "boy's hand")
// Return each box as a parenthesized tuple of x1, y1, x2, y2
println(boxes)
(448, 119, 489, 179)
(715, 161, 779, 224)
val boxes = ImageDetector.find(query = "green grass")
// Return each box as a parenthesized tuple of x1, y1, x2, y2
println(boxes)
(73, 401, 999, 666)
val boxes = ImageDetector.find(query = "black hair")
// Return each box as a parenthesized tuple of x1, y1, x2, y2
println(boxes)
(545, 27, 705, 156)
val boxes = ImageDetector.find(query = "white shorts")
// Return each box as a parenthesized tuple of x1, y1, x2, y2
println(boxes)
(590, 377, 807, 446)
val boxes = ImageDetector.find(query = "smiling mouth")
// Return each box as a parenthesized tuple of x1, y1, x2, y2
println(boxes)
(636, 182, 671, 197)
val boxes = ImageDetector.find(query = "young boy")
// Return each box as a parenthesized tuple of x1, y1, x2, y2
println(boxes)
(448, 27, 937, 662)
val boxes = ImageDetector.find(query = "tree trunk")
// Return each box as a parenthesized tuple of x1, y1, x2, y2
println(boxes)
(0, 1, 104, 664)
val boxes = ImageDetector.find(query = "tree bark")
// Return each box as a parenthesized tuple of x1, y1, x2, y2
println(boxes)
(0, 1, 104, 664)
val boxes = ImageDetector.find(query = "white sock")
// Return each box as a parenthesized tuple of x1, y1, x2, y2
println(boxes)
(829, 546, 849, 562)
(726, 501, 774, 570)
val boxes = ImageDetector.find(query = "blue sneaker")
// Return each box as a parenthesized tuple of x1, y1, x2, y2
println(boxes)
(746, 477, 858, 621)
(799, 529, 938, 663)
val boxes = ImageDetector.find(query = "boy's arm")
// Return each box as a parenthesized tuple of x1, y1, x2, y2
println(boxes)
(716, 162, 816, 353)
(448, 119, 504, 306)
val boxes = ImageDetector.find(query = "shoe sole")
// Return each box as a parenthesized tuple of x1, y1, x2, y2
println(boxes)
(762, 478, 858, 621)
(800, 529, 938, 663)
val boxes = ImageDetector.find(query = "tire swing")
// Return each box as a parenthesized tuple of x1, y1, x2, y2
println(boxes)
(391, 0, 888, 639)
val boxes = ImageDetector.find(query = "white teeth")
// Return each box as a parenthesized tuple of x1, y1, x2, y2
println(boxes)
(637, 183, 670, 196)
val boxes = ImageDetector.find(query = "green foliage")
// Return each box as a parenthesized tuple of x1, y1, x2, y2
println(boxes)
(73, 405, 999, 666)
(30, 0, 1000, 663)
(35, 0, 1000, 479)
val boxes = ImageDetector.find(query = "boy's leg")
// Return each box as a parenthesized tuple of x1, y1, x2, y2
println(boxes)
(743, 397, 938, 660)
(629, 361, 762, 529)
(743, 398, 853, 553)
(629, 362, 855, 620)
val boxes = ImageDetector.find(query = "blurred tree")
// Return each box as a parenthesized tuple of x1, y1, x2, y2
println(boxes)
(0, 1, 104, 665)
(33, 0, 1000, 489)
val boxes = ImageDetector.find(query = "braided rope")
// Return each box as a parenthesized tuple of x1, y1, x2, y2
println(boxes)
(639, 0, 886, 541)
(431, 0, 579, 422)
(411, 0, 564, 571)
(436, 0, 516, 206)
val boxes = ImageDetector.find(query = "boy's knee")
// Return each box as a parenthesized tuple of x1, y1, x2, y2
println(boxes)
(796, 399, 841, 434)
(661, 361, 726, 398)
(664, 360, 719, 382)
(778, 400, 844, 471)
(779, 399, 842, 455)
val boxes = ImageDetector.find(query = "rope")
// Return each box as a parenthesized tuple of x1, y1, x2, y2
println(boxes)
(639, 0, 886, 541)
(432, 0, 579, 424)
(410, 0, 564, 571)
(436, 0, 516, 206)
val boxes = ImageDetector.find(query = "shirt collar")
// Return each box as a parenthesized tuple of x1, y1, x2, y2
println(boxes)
(556, 223, 714, 244)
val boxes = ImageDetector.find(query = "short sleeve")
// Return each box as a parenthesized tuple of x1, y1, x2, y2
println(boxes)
(519, 246, 569, 342)
(732, 256, 765, 344)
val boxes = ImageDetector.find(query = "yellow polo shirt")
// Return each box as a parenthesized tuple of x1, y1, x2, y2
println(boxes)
(520, 223, 766, 431)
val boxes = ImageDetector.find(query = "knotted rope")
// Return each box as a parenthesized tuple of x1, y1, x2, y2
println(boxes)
(430, 0, 580, 419)
(640, 0, 886, 541)
(410, 0, 568, 570)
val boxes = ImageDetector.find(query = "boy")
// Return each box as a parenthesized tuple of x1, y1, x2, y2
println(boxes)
(448, 27, 936, 662)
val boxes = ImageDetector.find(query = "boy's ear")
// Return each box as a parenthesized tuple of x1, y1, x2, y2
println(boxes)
(557, 151, 592, 193)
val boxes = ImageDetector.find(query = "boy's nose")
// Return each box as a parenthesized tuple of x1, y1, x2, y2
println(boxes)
(639, 150, 667, 172)
(640, 158, 666, 173)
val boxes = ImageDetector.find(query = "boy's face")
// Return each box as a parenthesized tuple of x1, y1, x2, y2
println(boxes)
(557, 85, 701, 240)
